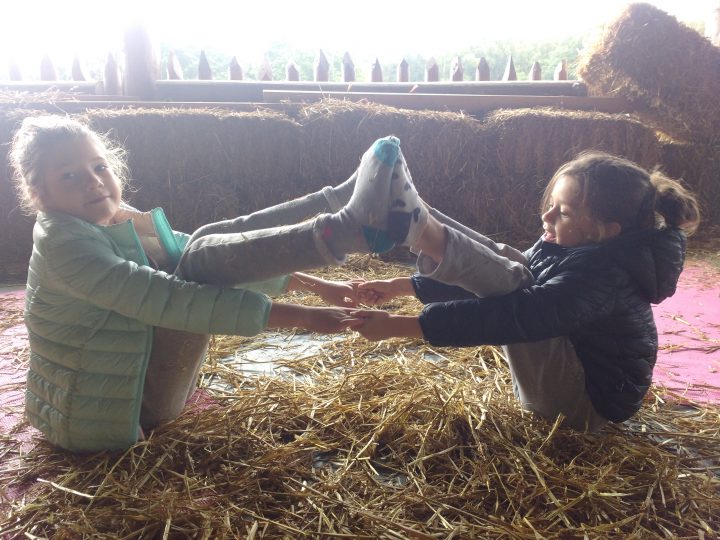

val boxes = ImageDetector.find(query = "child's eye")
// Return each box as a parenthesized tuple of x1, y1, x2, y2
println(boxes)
(61, 172, 77, 181)
(95, 164, 109, 173)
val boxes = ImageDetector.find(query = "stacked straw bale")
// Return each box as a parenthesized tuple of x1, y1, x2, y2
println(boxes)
(481, 108, 661, 236)
(578, 2, 720, 144)
(1, 101, 671, 276)
(660, 141, 720, 225)
(0, 108, 46, 279)
(86, 108, 305, 235)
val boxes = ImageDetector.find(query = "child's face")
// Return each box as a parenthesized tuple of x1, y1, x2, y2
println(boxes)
(541, 174, 599, 247)
(36, 136, 121, 225)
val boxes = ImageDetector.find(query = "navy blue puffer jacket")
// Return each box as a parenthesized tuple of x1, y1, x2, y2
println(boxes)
(413, 228, 686, 422)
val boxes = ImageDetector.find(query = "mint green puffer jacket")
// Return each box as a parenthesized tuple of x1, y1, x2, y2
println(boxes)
(25, 208, 286, 452)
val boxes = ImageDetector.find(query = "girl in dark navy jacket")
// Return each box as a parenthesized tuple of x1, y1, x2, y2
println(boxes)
(354, 151, 700, 431)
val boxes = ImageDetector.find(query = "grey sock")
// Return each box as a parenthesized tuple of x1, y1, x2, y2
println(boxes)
(317, 136, 402, 257)
(316, 211, 371, 259)
(325, 171, 357, 211)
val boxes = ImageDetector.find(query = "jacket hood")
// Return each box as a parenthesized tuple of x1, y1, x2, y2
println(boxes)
(604, 228, 686, 304)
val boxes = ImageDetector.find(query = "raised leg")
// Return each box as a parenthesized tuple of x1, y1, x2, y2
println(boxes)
(186, 172, 357, 246)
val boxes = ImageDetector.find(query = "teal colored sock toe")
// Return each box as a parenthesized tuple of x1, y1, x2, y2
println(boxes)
(372, 136, 400, 166)
(362, 226, 396, 254)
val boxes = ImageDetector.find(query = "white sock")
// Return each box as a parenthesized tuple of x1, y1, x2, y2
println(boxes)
(386, 148, 429, 247)
(319, 136, 401, 256)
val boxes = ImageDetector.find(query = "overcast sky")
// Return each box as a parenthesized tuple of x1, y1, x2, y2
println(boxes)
(2, 0, 714, 78)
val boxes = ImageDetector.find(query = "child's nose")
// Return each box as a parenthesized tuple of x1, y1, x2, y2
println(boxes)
(83, 170, 104, 189)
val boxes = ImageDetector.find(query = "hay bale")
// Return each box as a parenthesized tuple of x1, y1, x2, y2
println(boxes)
(295, 101, 662, 243)
(483, 108, 661, 237)
(3, 100, 710, 274)
(294, 99, 495, 237)
(85, 108, 305, 234)
(578, 3, 720, 143)
(0, 109, 46, 280)
(659, 141, 720, 228)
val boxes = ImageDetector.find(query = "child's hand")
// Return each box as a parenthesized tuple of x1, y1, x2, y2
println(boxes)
(268, 303, 362, 333)
(351, 309, 423, 341)
(355, 277, 414, 305)
(303, 306, 364, 333)
(288, 273, 358, 307)
(314, 280, 358, 308)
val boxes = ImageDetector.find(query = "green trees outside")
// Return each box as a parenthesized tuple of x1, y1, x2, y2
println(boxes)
(159, 35, 587, 82)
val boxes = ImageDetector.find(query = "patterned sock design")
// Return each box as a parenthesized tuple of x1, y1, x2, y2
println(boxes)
(345, 136, 400, 229)
(346, 136, 401, 253)
(386, 149, 429, 247)
(319, 136, 400, 256)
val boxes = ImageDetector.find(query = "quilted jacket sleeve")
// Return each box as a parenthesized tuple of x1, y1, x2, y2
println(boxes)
(419, 262, 618, 347)
(37, 219, 272, 337)
(410, 275, 478, 303)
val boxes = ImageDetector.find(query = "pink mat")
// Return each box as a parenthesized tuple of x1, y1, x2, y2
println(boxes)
(652, 260, 720, 402)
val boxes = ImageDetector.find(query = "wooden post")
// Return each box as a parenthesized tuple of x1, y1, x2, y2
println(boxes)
(104, 54, 122, 95)
(553, 59, 567, 81)
(397, 58, 409, 82)
(230, 57, 243, 80)
(258, 57, 273, 81)
(315, 50, 329, 82)
(502, 56, 517, 81)
(425, 58, 439, 82)
(9, 62, 22, 81)
(529, 61, 542, 81)
(342, 52, 355, 82)
(475, 57, 490, 81)
(71, 57, 86, 81)
(167, 51, 183, 80)
(198, 50, 213, 80)
(451, 56, 464, 81)
(123, 24, 158, 98)
(40, 55, 57, 81)
(371, 58, 383, 82)
(286, 61, 299, 81)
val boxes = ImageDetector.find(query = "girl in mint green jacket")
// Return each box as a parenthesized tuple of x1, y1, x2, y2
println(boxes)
(10, 115, 414, 452)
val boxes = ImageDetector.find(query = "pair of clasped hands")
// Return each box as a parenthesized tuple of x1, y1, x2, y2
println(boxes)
(293, 274, 422, 341)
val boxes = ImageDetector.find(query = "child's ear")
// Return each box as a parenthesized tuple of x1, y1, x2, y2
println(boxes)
(598, 221, 621, 241)
(29, 187, 46, 211)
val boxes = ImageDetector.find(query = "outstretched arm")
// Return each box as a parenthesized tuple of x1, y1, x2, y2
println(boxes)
(355, 277, 416, 305)
(287, 272, 359, 307)
(267, 301, 363, 333)
(353, 309, 424, 340)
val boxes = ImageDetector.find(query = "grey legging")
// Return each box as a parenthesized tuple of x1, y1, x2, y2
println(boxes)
(140, 176, 354, 429)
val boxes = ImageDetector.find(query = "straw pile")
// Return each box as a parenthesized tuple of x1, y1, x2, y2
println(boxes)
(1, 256, 719, 538)
(578, 3, 720, 143)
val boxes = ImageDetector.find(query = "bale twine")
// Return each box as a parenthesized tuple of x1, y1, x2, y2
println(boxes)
(578, 3, 720, 143)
